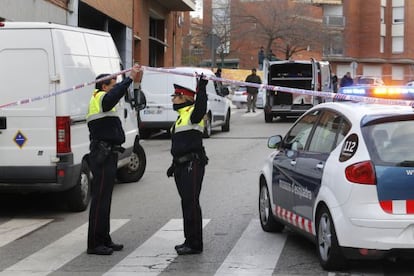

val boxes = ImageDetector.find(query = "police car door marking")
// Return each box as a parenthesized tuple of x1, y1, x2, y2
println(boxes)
(276, 205, 314, 235)
(339, 133, 358, 162)
(13, 130, 27, 149)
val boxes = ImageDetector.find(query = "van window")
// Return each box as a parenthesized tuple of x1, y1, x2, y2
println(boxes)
(270, 63, 312, 78)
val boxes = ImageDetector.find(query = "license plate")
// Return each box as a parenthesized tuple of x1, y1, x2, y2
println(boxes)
(143, 109, 163, 115)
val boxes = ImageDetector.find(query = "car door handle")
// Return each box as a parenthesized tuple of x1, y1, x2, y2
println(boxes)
(316, 163, 324, 170)
(290, 160, 296, 166)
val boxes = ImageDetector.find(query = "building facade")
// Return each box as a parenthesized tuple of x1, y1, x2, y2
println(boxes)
(200, 0, 323, 69)
(317, 0, 414, 84)
(0, 0, 195, 69)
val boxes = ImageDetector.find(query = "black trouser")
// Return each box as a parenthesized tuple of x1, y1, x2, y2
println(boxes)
(174, 159, 205, 250)
(87, 143, 118, 249)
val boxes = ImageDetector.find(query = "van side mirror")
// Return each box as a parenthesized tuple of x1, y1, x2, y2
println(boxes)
(221, 86, 229, 96)
(133, 88, 146, 111)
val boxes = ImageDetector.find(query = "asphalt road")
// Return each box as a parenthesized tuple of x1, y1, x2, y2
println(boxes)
(0, 108, 413, 275)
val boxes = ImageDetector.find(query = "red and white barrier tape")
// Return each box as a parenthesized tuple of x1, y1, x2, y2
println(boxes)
(1, 65, 414, 110)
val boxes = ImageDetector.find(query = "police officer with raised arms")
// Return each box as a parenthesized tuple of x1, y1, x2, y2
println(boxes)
(86, 64, 141, 255)
(167, 74, 209, 255)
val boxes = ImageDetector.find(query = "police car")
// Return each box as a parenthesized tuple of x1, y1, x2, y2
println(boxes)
(258, 86, 414, 270)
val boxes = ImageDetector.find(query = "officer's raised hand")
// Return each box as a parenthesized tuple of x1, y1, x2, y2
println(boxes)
(129, 64, 142, 83)
(197, 73, 208, 92)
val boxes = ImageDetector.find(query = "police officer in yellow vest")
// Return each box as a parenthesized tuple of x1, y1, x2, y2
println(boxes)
(167, 75, 209, 255)
(86, 65, 141, 255)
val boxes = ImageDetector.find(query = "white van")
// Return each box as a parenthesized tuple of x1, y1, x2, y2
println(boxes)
(139, 67, 231, 138)
(263, 59, 333, 122)
(0, 22, 146, 211)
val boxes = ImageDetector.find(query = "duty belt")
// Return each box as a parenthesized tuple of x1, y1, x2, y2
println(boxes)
(174, 152, 200, 164)
(93, 140, 125, 153)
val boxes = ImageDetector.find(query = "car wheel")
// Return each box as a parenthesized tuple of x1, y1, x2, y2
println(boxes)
(316, 206, 347, 270)
(221, 109, 230, 132)
(203, 113, 212, 138)
(117, 143, 146, 183)
(259, 182, 284, 232)
(265, 113, 273, 123)
(65, 159, 91, 212)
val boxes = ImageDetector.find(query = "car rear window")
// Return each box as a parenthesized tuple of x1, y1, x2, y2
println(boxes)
(364, 120, 414, 166)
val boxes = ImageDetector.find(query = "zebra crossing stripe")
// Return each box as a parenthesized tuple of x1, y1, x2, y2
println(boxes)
(214, 219, 287, 276)
(0, 219, 53, 248)
(0, 219, 129, 276)
(104, 219, 210, 276)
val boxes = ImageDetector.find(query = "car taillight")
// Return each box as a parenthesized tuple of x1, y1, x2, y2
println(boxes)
(56, 116, 71, 153)
(345, 161, 376, 185)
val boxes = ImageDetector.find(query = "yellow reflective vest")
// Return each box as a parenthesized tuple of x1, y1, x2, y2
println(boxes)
(171, 105, 204, 134)
(86, 89, 117, 122)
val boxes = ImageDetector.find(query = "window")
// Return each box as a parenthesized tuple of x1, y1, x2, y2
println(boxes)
(380, 36, 384, 53)
(392, 6, 404, 24)
(380, 6, 385, 24)
(392, 36, 404, 53)
(308, 111, 350, 154)
(392, 65, 404, 80)
(283, 110, 320, 151)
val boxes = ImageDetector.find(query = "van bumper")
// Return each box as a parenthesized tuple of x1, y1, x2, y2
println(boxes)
(0, 154, 81, 193)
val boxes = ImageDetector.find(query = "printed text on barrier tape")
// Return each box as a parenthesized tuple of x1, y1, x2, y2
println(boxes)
(1, 66, 413, 109)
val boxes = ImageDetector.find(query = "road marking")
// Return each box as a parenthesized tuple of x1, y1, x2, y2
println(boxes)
(214, 219, 287, 276)
(0, 219, 53, 248)
(0, 219, 129, 276)
(104, 218, 210, 276)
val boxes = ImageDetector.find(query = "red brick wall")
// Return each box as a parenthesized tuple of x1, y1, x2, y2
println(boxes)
(82, 0, 133, 27)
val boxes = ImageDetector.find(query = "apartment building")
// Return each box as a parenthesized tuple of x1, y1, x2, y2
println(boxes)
(317, 0, 414, 84)
(200, 0, 323, 69)
(0, 0, 195, 69)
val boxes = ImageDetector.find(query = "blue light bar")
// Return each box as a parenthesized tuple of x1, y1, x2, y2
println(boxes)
(338, 86, 414, 100)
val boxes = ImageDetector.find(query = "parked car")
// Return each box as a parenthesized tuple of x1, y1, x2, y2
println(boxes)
(259, 95, 414, 270)
(355, 76, 384, 86)
(139, 67, 231, 138)
(406, 80, 414, 86)
(231, 86, 265, 109)
(231, 86, 247, 109)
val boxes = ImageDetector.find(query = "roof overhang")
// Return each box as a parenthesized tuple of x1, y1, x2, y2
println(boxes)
(155, 0, 195, 11)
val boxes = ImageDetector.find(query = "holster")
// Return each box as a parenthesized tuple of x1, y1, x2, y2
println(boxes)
(92, 141, 112, 165)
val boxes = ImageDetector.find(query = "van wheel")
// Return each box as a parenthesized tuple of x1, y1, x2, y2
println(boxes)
(259, 182, 284, 232)
(221, 109, 230, 132)
(117, 143, 146, 183)
(65, 160, 91, 212)
(265, 113, 273, 123)
(203, 114, 212, 138)
(316, 206, 348, 270)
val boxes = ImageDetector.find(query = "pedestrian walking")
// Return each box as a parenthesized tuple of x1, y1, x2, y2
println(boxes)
(86, 65, 141, 255)
(245, 68, 262, 113)
(166, 75, 209, 255)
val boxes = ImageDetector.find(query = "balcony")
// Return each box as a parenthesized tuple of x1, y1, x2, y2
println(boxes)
(295, 0, 342, 4)
(323, 15, 345, 27)
(155, 0, 196, 11)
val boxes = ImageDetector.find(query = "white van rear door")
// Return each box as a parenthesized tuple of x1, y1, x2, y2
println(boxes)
(0, 28, 56, 166)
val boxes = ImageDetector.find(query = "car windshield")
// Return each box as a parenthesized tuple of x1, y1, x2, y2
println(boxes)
(364, 119, 414, 166)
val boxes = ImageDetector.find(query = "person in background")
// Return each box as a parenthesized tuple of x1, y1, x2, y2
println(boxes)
(258, 46, 265, 70)
(340, 72, 353, 87)
(332, 74, 338, 93)
(86, 65, 141, 255)
(245, 68, 262, 113)
(166, 75, 209, 255)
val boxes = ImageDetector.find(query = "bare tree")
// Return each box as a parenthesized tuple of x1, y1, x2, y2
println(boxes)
(231, 0, 323, 60)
